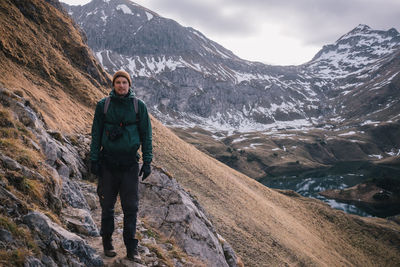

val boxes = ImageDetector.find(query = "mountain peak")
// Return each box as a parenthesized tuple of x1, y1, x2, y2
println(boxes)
(352, 24, 371, 32)
(308, 24, 400, 74)
(388, 27, 400, 36)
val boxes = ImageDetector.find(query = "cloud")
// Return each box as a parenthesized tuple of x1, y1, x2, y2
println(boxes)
(140, 0, 256, 36)
(139, 0, 400, 46)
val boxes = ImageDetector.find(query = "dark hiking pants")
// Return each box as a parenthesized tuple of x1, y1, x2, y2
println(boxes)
(97, 162, 139, 250)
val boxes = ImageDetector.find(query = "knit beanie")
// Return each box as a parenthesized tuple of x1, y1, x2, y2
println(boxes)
(112, 70, 132, 87)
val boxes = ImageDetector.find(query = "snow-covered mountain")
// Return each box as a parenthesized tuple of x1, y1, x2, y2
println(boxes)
(64, 0, 400, 132)
(304, 25, 400, 124)
(308, 25, 400, 80)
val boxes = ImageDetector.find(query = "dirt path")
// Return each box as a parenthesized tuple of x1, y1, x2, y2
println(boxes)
(86, 196, 145, 267)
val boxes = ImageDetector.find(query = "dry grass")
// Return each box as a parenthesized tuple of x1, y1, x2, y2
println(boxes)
(0, 249, 30, 267)
(0, 106, 42, 170)
(0, 104, 61, 216)
(0, 0, 110, 134)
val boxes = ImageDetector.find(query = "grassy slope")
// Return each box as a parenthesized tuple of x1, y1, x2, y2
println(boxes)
(152, 118, 400, 266)
(0, 1, 399, 266)
(0, 0, 110, 133)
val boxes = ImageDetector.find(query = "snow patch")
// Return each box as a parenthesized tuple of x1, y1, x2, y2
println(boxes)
(231, 136, 247, 144)
(116, 4, 133, 15)
(100, 10, 107, 22)
(361, 120, 380, 126)
(386, 149, 400, 157)
(338, 131, 357, 136)
(145, 11, 153, 21)
(95, 51, 103, 65)
(368, 154, 383, 159)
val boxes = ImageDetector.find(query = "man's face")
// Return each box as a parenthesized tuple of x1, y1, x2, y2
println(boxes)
(114, 76, 130, 96)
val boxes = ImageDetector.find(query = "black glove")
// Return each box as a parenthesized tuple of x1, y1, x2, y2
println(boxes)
(90, 161, 100, 176)
(139, 162, 151, 180)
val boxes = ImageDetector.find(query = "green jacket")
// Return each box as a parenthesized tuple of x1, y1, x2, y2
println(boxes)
(90, 89, 153, 163)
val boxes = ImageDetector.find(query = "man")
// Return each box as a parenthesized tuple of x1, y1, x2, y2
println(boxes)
(90, 70, 152, 260)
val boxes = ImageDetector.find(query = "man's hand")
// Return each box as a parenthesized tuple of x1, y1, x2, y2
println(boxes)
(90, 161, 100, 176)
(139, 162, 151, 180)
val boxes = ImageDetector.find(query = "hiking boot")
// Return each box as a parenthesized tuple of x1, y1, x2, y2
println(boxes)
(102, 236, 117, 257)
(126, 250, 141, 261)
(126, 239, 140, 261)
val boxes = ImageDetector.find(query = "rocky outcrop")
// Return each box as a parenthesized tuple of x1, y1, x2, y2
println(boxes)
(139, 166, 239, 267)
(0, 88, 101, 265)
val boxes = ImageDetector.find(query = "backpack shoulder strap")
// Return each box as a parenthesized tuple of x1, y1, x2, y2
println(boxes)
(133, 97, 138, 114)
(133, 97, 140, 123)
(104, 96, 111, 114)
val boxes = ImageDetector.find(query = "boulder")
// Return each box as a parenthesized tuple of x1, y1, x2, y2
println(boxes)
(62, 206, 99, 237)
(139, 168, 238, 267)
(23, 211, 103, 266)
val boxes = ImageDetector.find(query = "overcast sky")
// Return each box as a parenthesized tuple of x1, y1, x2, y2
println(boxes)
(60, 0, 400, 65)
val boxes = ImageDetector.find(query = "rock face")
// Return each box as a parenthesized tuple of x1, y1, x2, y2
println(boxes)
(0, 88, 102, 265)
(139, 166, 238, 267)
(65, 0, 400, 131)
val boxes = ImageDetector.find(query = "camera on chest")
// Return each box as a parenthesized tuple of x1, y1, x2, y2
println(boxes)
(107, 125, 123, 141)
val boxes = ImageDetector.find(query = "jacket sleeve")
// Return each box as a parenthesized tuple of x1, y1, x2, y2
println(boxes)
(138, 100, 153, 163)
(90, 100, 105, 161)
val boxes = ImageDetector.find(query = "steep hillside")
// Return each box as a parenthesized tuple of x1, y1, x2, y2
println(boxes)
(0, 1, 399, 267)
(0, 0, 110, 133)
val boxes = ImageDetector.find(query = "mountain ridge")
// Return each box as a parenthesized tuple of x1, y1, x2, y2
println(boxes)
(65, 0, 400, 133)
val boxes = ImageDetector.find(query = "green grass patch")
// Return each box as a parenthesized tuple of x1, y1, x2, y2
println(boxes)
(145, 228, 160, 239)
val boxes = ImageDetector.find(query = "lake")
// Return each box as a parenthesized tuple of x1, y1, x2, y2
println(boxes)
(259, 173, 374, 217)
